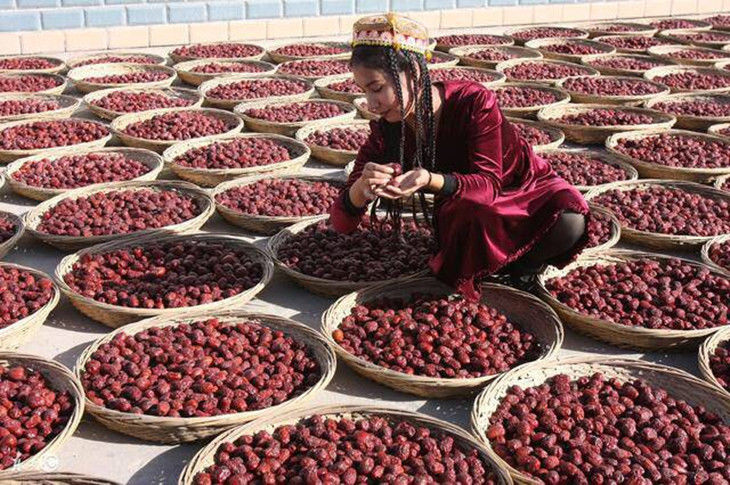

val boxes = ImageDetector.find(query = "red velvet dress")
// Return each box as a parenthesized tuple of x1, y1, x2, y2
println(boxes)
(329, 80, 589, 299)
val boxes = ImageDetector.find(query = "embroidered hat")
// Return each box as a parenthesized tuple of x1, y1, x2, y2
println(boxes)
(352, 12, 432, 59)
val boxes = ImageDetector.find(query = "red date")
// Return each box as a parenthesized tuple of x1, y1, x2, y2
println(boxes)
(436, 34, 513, 48)
(171, 43, 263, 59)
(122, 111, 231, 141)
(556, 109, 655, 126)
(271, 43, 349, 58)
(216, 178, 341, 217)
(0, 57, 58, 71)
(613, 133, 730, 169)
(91, 91, 194, 113)
(206, 78, 308, 101)
(173, 137, 291, 169)
(0, 119, 109, 151)
(429, 68, 502, 83)
(243, 101, 346, 123)
(0, 74, 62, 93)
(276, 59, 349, 78)
(542, 151, 631, 186)
(562, 76, 665, 96)
(495, 86, 559, 108)
(0, 266, 54, 329)
(512, 27, 586, 42)
(503, 61, 595, 81)
(0, 99, 61, 117)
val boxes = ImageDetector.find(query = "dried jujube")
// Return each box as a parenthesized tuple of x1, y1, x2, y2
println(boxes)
(512, 27, 586, 42)
(651, 98, 730, 117)
(190, 62, 268, 74)
(653, 71, 730, 91)
(562, 76, 665, 96)
(326, 78, 362, 94)
(216, 179, 340, 217)
(709, 341, 730, 392)
(705, 14, 730, 29)
(272, 43, 349, 58)
(556, 109, 655, 126)
(0, 266, 54, 329)
(206, 78, 308, 101)
(708, 239, 730, 272)
(429, 68, 502, 83)
(173, 137, 291, 169)
(0, 216, 16, 244)
(171, 43, 263, 59)
(673, 31, 730, 44)
(586, 210, 614, 248)
(0, 98, 60, 117)
(276, 59, 349, 78)
(588, 55, 668, 72)
(74, 55, 160, 67)
(304, 127, 369, 151)
(0, 74, 61, 93)
(651, 18, 705, 30)
(0, 57, 58, 71)
(541, 41, 607, 56)
(243, 101, 346, 123)
(512, 122, 553, 146)
(600, 36, 671, 52)
(669, 48, 728, 60)
(0, 119, 109, 151)
(91, 91, 194, 113)
(495, 86, 558, 108)
(613, 133, 730, 169)
(437, 34, 513, 48)
(467, 48, 519, 62)
(503, 62, 594, 81)
(122, 111, 231, 141)
(541, 151, 630, 186)
(82, 71, 171, 85)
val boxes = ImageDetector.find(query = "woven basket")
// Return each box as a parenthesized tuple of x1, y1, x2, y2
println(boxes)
(718, 59, 730, 70)
(556, 75, 670, 106)
(708, 120, 730, 139)
(643, 92, 730, 130)
(180, 404, 513, 485)
(0, 93, 79, 123)
(428, 66, 507, 87)
(0, 73, 66, 95)
(505, 26, 589, 46)
(0, 263, 58, 350)
(23, 180, 214, 251)
(524, 38, 616, 64)
(0, 170, 5, 191)
(0, 55, 65, 75)
(644, 65, 730, 94)
(698, 326, 730, 398)
(585, 179, 730, 249)
(0, 118, 111, 164)
(321, 277, 563, 398)
(448, 45, 543, 70)
(652, 18, 713, 32)
(353, 97, 379, 120)
(660, 29, 730, 50)
(75, 309, 336, 443)
(536, 103, 676, 145)
(426, 52, 460, 69)
(582, 53, 678, 77)
(648, 45, 730, 67)
(5, 146, 162, 202)
(111, 107, 243, 153)
(67, 63, 177, 94)
(584, 22, 658, 38)
(83, 86, 202, 121)
(593, 34, 677, 55)
(294, 119, 370, 166)
(605, 129, 730, 182)
(495, 58, 600, 86)
(199, 74, 314, 110)
(0, 352, 83, 478)
(234, 98, 356, 136)
(509, 117, 565, 151)
(715, 173, 730, 190)
(314, 74, 362, 103)
(168, 42, 266, 64)
(494, 82, 571, 120)
(267, 41, 351, 64)
(66, 52, 167, 70)
(535, 147, 639, 192)
(584, 203, 621, 254)
(0, 211, 23, 260)
(273, 60, 351, 82)
(0, 471, 121, 484)
(174, 59, 277, 87)
(435, 33, 515, 52)
(700, 234, 730, 276)
(55, 232, 274, 328)
(267, 214, 431, 298)
(165, 132, 309, 187)
(471, 355, 730, 485)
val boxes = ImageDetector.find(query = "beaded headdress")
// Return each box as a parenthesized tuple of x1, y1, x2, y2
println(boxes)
(351, 12, 432, 60)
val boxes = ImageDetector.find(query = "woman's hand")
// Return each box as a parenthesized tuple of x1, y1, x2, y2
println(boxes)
(350, 162, 397, 207)
(375, 168, 431, 199)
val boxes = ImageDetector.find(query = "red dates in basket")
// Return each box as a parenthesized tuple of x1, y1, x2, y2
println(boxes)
(586, 210, 614, 248)
(709, 239, 730, 273)
(206, 79, 308, 101)
(272, 43, 349, 57)
(122, 111, 230, 141)
(542, 42, 605, 56)
(503, 62, 594, 81)
(654, 71, 730, 91)
(217, 178, 340, 217)
(705, 14, 730, 29)
(710, 341, 730, 392)
(557, 109, 655, 126)
(671, 49, 728, 60)
(243, 102, 346, 123)
(83, 71, 171, 85)
(172, 137, 291, 169)
(651, 99, 730, 117)
(613, 133, 730, 169)
(0, 120, 109, 151)
(190, 62, 268, 74)
(0, 57, 58, 71)
(511, 122, 553, 146)
(650, 18, 704, 29)
(0, 74, 61, 93)
(495, 86, 558, 108)
(600, 36, 671, 51)
(542, 151, 630, 186)
(327, 78, 362, 94)
(437, 34, 513, 48)
(171, 43, 263, 59)
(429, 68, 502, 83)
(304, 127, 369, 151)
(276, 60, 350, 78)
(469, 48, 519, 62)
(0, 216, 16, 244)
(92, 91, 194, 113)
(0, 99, 61, 117)
(588, 55, 668, 71)
(562, 77, 665, 96)
(0, 266, 54, 329)
(512, 27, 586, 42)
(74, 55, 160, 67)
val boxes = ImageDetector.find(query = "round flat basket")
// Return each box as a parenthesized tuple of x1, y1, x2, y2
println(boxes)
(0, 211, 24, 260)
(199, 74, 314, 110)
(471, 355, 730, 485)
(353, 97, 379, 120)
(234, 98, 356, 136)
(0, 73, 67, 95)
(536, 103, 676, 145)
(585, 179, 730, 249)
(584, 22, 658, 38)
(67, 63, 177, 94)
(0, 118, 111, 164)
(605, 129, 730, 182)
(23, 180, 214, 251)
(83, 86, 202, 121)
(582, 53, 678, 77)
(180, 404, 513, 485)
(267, 215, 431, 298)
(294, 118, 370, 166)
(0, 263, 59, 350)
(708, 120, 730, 139)
(644, 65, 730, 94)
(314, 74, 363, 103)
(111, 107, 243, 153)
(701, 234, 730, 276)
(648, 45, 730, 67)
(509, 117, 565, 151)
(0, 352, 83, 479)
(274, 59, 351, 82)
(0, 93, 79, 123)
(435, 33, 515, 52)
(555, 75, 670, 106)
(5, 146, 162, 201)
(55, 232, 274, 328)
(428, 66, 507, 87)
(698, 325, 730, 398)
(75, 310, 336, 443)
(168, 42, 266, 64)
(0, 55, 65, 75)
(651, 18, 712, 32)
(0, 471, 121, 484)
(494, 82, 570, 120)
(505, 26, 589, 46)
(173, 59, 277, 87)
(524, 38, 616, 64)
(267, 41, 351, 64)
(66, 52, 167, 70)
(321, 277, 563, 398)
(644, 92, 730, 130)
(426, 52, 460, 69)
(448, 45, 543, 70)
(594, 34, 676, 55)
(165, 132, 309, 187)
(495, 58, 600, 86)
(584, 203, 621, 254)
(660, 29, 730, 50)
(718, 59, 730, 70)
(535, 147, 639, 192)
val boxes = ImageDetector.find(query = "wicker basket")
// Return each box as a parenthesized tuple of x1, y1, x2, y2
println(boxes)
(353, 97, 379, 120)
(0, 73, 66, 95)
(535, 147, 639, 192)
(111, 107, 243, 153)
(648, 45, 730, 67)
(435, 33, 515, 52)
(605, 129, 730, 182)
(168, 42, 266, 64)
(585, 179, 730, 249)
(174, 59, 277, 87)
(0, 93, 79, 123)
(537, 103, 676, 145)
(273, 60, 351, 82)
(66, 52, 167, 70)
(321, 277, 563, 397)
(75, 309, 336, 443)
(651, 18, 713, 32)
(294, 119, 370, 166)
(67, 63, 177, 94)
(660, 29, 730, 50)
(593, 34, 677, 55)
(448, 45, 543, 70)
(524, 38, 616, 64)
(643, 92, 730, 130)
(509, 117, 565, 150)
(718, 59, 730, 71)
(0, 118, 111, 164)
(505, 26, 589, 46)
(23, 180, 214, 251)
(426, 52, 460, 69)
(199, 74, 313, 110)
(0, 263, 58, 350)
(180, 404, 513, 485)
(708, 121, 730, 139)
(494, 82, 570, 120)
(83, 86, 202, 121)
(584, 22, 658, 38)
(700, 234, 730, 276)
(314, 74, 363, 103)
(715, 173, 730, 190)
(267, 41, 351, 64)
(0, 55, 65, 75)
(471, 355, 730, 485)
(582, 53, 678, 77)
(555, 75, 670, 106)
(0, 170, 5, 192)
(0, 471, 121, 484)
(0, 352, 83, 479)
(165, 132, 310, 187)
(428, 66, 507, 87)
(644, 65, 730, 94)
(0, 211, 23, 260)
(584, 203, 621, 254)
(698, 326, 730, 398)
(55, 232, 274, 328)
(234, 98, 356, 136)
(495, 58, 600, 86)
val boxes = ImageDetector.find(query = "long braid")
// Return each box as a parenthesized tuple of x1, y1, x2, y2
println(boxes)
(416, 54, 438, 231)
(404, 51, 430, 225)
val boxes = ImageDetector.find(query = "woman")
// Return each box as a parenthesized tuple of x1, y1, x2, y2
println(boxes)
(329, 13, 590, 299)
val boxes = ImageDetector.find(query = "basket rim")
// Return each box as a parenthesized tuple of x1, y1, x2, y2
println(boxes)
(198, 74, 314, 107)
(708, 121, 730, 138)
(293, 118, 371, 157)
(556, 75, 671, 101)
(82, 86, 202, 119)
(267, 41, 352, 63)
(173, 58, 276, 74)
(648, 44, 730, 62)
(448, 44, 543, 58)
(508, 116, 566, 149)
(66, 52, 167, 69)
(582, 52, 679, 73)
(536, 102, 677, 129)
(535, 147, 640, 191)
(0, 262, 60, 341)
(714, 172, 730, 190)
(233, 98, 356, 129)
(0, 73, 67, 95)
(644, 64, 730, 93)
(0, 210, 24, 257)
(312, 73, 364, 101)
(584, 21, 658, 36)
(700, 233, 730, 276)
(0, 93, 80, 123)
(503, 25, 590, 40)
(67, 63, 177, 89)
(491, 82, 571, 113)
(495, 58, 600, 83)
(698, 324, 730, 397)
(643, 92, 730, 122)
(0, 55, 66, 74)
(0, 471, 122, 484)
(0, 117, 112, 157)
(584, 203, 622, 253)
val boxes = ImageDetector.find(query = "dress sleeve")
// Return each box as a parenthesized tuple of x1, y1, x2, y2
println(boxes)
(328, 120, 386, 234)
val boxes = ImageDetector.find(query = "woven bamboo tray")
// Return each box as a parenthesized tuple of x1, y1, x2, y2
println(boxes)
(448, 45, 542, 70)
(66, 52, 167, 70)
(173, 59, 277, 86)
(199, 74, 314, 110)
(0, 55, 65, 75)
(83, 86, 202, 121)
(180, 404, 513, 485)
(0, 211, 23, 260)
(593, 34, 677, 55)
(698, 326, 730, 398)
(537, 103, 676, 145)
(0, 93, 79, 123)
(524, 38, 616, 64)
(273, 59, 351, 82)
(648, 45, 730, 67)
(0, 471, 121, 484)
(644, 92, 730, 130)
(471, 355, 730, 485)
(168, 42, 266, 64)
(584, 22, 658, 38)
(0, 263, 58, 351)
(23, 180, 214, 251)
(294, 119, 370, 166)
(715, 173, 730, 190)
(111, 107, 243, 153)
(582, 53, 678, 77)
(234, 98, 356, 136)
(426, 52, 460, 69)
(660, 29, 730, 50)
(644, 65, 730, 94)
(55, 232, 274, 328)
(509, 117, 565, 150)
(67, 64, 177, 94)
(701, 234, 730, 276)
(505, 26, 589, 46)
(0, 352, 83, 478)
(314, 73, 362, 103)
(435, 33, 515, 52)
(555, 75, 670, 106)
(267, 41, 351, 64)
(75, 309, 336, 443)
(494, 82, 570, 120)
(165, 132, 309, 187)
(0, 73, 66, 95)
(584, 203, 621, 254)
(0, 118, 111, 164)
(428, 66, 507, 87)
(536, 147, 639, 192)
(605, 129, 730, 182)
(585, 179, 730, 249)
(708, 121, 730, 139)
(495, 58, 600, 86)
(321, 277, 563, 397)
(5, 146, 162, 201)
(353, 97, 379, 120)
